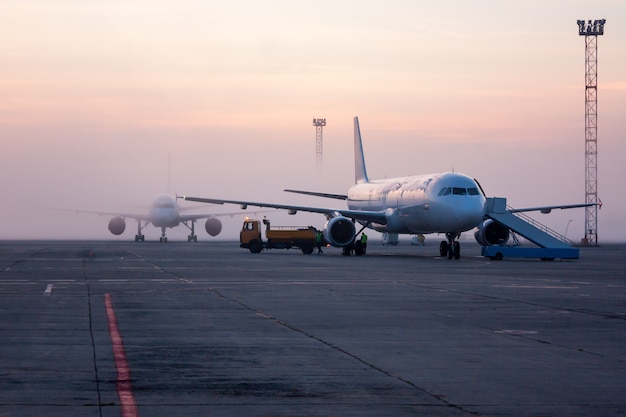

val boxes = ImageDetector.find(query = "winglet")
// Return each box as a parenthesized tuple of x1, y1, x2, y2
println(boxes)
(354, 116, 369, 184)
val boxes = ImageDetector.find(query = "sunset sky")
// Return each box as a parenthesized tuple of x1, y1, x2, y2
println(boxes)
(1, 1, 625, 243)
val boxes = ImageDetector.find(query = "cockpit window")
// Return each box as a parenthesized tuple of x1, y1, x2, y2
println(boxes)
(438, 187, 480, 197)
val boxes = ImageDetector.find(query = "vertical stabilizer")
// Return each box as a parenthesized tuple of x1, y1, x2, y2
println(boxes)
(354, 116, 369, 184)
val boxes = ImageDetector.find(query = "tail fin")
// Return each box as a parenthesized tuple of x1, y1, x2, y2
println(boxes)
(354, 116, 369, 184)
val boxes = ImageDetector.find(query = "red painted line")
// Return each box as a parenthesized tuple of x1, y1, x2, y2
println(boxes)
(105, 293, 139, 417)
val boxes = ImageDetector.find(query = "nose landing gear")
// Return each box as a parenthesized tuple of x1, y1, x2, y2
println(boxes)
(439, 233, 461, 259)
(159, 227, 168, 243)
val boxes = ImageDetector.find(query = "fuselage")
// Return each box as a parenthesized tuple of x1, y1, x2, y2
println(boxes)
(149, 194, 181, 228)
(347, 172, 486, 234)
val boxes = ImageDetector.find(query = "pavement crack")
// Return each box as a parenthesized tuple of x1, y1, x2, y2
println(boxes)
(82, 258, 104, 417)
(208, 287, 478, 416)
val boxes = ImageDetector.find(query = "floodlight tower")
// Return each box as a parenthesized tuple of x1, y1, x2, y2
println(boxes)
(313, 118, 326, 169)
(577, 19, 605, 246)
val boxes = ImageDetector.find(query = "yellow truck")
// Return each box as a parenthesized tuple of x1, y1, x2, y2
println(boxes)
(240, 218, 318, 254)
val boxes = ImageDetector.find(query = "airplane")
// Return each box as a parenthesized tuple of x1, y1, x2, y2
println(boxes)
(179, 117, 596, 258)
(65, 194, 239, 242)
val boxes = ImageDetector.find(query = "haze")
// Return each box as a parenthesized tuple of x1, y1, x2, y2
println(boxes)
(1, 1, 625, 243)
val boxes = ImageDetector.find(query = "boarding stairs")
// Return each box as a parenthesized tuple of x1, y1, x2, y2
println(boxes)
(482, 198, 579, 260)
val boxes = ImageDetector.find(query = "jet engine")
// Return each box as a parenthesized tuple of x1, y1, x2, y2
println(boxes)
(108, 216, 126, 236)
(474, 219, 509, 246)
(205, 217, 222, 237)
(322, 216, 356, 247)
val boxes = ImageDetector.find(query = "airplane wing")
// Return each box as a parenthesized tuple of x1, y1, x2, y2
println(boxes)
(283, 189, 348, 200)
(509, 202, 600, 214)
(59, 207, 268, 222)
(179, 196, 388, 225)
(51, 208, 152, 222)
(178, 209, 270, 222)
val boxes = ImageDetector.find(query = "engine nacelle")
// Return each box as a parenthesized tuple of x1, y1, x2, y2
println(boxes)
(108, 216, 126, 235)
(205, 217, 222, 237)
(474, 219, 509, 246)
(322, 216, 356, 247)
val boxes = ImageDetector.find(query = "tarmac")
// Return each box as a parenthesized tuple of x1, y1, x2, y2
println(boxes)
(1, 239, 625, 417)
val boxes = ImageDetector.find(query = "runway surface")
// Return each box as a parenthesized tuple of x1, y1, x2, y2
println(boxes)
(1, 240, 625, 416)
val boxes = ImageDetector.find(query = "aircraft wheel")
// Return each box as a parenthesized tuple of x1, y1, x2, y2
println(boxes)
(453, 242, 461, 259)
(439, 241, 449, 257)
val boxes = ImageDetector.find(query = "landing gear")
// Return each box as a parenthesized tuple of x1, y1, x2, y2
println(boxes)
(342, 222, 370, 256)
(183, 220, 198, 243)
(440, 233, 461, 260)
(159, 227, 168, 243)
(134, 220, 148, 242)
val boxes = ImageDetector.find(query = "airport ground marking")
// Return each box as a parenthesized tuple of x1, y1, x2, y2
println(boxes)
(44, 283, 53, 295)
(105, 293, 139, 417)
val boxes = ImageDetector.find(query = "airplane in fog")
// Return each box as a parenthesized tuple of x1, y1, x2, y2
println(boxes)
(67, 194, 232, 242)
(180, 117, 594, 258)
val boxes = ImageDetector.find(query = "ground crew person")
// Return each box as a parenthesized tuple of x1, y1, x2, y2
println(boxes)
(360, 232, 368, 253)
(315, 231, 324, 254)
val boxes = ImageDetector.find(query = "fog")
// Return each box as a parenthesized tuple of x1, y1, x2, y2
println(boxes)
(2, 117, 624, 243)
(1, 1, 625, 243)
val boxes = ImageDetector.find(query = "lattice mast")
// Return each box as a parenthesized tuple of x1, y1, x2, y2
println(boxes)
(577, 19, 605, 246)
(313, 118, 326, 170)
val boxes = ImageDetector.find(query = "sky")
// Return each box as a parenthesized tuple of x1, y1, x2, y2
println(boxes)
(1, 0, 625, 243)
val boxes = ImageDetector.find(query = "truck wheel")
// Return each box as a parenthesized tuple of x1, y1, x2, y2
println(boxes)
(301, 245, 314, 255)
(249, 240, 263, 254)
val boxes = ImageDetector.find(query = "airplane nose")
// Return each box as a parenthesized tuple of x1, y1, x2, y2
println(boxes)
(447, 198, 486, 231)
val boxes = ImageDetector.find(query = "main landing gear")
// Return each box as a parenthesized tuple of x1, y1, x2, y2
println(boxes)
(134, 220, 148, 242)
(183, 220, 198, 242)
(341, 221, 370, 256)
(439, 232, 461, 260)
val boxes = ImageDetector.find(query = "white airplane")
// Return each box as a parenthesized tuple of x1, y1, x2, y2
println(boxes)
(180, 117, 595, 258)
(68, 194, 233, 242)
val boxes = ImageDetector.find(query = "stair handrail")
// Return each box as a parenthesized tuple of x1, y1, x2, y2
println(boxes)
(506, 205, 575, 246)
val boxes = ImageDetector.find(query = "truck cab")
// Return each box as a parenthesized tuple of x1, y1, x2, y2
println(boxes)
(240, 219, 264, 253)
